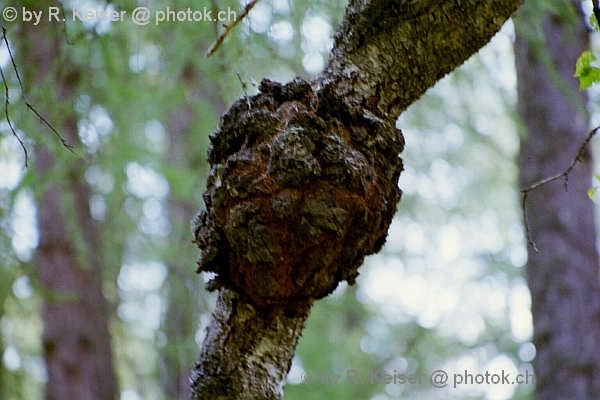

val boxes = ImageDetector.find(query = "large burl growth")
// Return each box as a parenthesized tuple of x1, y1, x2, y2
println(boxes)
(193, 77, 404, 313)
(189, 2, 525, 398)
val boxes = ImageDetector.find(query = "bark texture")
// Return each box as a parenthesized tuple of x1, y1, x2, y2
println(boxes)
(191, 75, 403, 398)
(194, 77, 403, 311)
(515, 2, 600, 399)
(23, 8, 117, 400)
(191, 0, 524, 398)
(320, 0, 525, 122)
(189, 289, 308, 400)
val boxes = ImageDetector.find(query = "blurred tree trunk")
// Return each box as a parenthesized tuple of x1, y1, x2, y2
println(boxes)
(190, 1, 523, 399)
(160, 62, 227, 399)
(22, 8, 118, 400)
(515, 1, 600, 399)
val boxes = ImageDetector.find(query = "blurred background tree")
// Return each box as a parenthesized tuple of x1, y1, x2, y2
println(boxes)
(515, 0, 600, 398)
(0, 0, 598, 399)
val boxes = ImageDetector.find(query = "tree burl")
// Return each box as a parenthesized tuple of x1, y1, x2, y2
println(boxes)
(193, 77, 404, 314)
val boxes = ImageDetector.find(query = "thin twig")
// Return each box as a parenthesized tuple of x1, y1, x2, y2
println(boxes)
(521, 125, 600, 252)
(236, 70, 251, 108)
(0, 20, 73, 167)
(205, 0, 260, 58)
(0, 59, 26, 167)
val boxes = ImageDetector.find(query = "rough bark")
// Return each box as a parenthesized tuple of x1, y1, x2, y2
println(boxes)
(320, 0, 525, 123)
(23, 9, 118, 400)
(190, 1, 523, 398)
(190, 289, 308, 400)
(515, 2, 600, 399)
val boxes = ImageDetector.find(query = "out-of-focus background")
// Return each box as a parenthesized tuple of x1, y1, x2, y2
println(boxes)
(0, 0, 598, 399)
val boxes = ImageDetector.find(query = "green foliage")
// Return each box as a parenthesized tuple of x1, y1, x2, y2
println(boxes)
(588, 175, 600, 201)
(574, 11, 600, 91)
(590, 12, 599, 31)
(589, 186, 598, 200)
(575, 51, 600, 90)
(576, 11, 600, 202)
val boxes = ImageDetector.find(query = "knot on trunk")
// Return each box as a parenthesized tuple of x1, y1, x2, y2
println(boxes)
(193, 77, 404, 313)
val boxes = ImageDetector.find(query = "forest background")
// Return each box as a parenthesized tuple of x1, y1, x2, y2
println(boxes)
(0, 0, 598, 399)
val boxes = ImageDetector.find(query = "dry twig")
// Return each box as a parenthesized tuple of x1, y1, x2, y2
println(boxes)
(205, 0, 259, 58)
(521, 125, 600, 252)
(0, 21, 73, 168)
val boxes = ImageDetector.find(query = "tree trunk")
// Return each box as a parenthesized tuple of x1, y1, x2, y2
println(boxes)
(22, 8, 118, 400)
(190, 1, 523, 398)
(515, 1, 600, 399)
(161, 63, 227, 399)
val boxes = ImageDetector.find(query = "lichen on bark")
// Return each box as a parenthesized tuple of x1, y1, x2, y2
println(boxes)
(193, 77, 404, 314)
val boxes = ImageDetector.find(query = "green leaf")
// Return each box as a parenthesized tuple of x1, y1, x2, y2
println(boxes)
(574, 51, 600, 90)
(588, 186, 598, 201)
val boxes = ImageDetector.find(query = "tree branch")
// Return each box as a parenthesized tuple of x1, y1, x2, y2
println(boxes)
(521, 125, 600, 252)
(191, 1, 526, 398)
(0, 21, 73, 168)
(205, 0, 259, 58)
(189, 289, 310, 400)
(318, 0, 524, 124)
